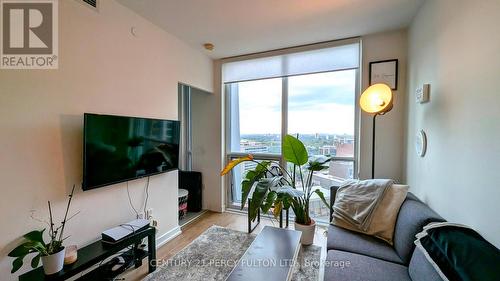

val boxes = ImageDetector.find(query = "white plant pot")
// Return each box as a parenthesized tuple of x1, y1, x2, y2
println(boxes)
(294, 220, 316, 245)
(41, 247, 65, 275)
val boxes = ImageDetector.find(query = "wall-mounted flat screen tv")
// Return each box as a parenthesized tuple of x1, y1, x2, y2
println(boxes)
(83, 113, 180, 190)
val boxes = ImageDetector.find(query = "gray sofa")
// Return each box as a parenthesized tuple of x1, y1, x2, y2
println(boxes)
(325, 186, 446, 281)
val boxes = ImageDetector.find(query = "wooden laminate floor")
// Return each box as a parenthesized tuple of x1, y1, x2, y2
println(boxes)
(122, 211, 328, 281)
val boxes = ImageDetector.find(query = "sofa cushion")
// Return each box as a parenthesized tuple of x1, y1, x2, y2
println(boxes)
(324, 250, 411, 281)
(393, 198, 445, 264)
(408, 246, 444, 281)
(405, 191, 420, 201)
(327, 224, 404, 264)
(415, 222, 500, 281)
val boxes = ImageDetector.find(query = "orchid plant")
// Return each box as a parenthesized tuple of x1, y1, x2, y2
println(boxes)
(8, 185, 77, 273)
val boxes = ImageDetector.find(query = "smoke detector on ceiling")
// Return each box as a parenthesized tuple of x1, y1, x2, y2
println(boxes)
(203, 43, 214, 51)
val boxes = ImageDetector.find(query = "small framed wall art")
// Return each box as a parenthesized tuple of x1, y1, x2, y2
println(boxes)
(369, 59, 398, 90)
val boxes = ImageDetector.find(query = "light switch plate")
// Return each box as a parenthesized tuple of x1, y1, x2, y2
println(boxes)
(416, 84, 430, 103)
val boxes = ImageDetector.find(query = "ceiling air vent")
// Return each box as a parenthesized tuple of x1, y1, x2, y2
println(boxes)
(77, 0, 98, 11)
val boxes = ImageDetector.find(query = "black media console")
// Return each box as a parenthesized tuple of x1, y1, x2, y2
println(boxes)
(19, 226, 156, 281)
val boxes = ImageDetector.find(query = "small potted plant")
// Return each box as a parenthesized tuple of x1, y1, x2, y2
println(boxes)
(221, 135, 331, 245)
(8, 186, 77, 275)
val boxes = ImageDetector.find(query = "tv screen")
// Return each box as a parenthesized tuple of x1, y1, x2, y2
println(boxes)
(83, 113, 180, 190)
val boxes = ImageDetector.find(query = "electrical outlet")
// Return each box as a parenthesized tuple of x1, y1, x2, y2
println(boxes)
(152, 220, 158, 227)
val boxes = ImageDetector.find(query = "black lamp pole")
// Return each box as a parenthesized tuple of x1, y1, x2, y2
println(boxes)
(360, 83, 393, 179)
(371, 114, 378, 179)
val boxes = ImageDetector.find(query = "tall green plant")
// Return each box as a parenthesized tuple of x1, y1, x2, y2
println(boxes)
(221, 135, 331, 225)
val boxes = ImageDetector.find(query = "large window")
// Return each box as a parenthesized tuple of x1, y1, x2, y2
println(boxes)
(229, 78, 282, 154)
(223, 40, 360, 223)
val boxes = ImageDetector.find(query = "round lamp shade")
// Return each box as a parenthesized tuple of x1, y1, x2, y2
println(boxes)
(360, 83, 393, 114)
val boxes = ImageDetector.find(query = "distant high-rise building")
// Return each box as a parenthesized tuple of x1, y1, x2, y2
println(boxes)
(329, 139, 354, 179)
(335, 142, 354, 157)
(240, 142, 269, 172)
(319, 145, 336, 155)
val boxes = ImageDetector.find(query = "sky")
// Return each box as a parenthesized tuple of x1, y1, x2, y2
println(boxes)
(235, 70, 356, 135)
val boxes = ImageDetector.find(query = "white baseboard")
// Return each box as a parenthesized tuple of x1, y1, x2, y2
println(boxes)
(156, 226, 182, 248)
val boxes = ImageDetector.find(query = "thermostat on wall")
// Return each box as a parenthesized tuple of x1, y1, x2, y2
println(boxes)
(416, 84, 430, 103)
(415, 130, 427, 157)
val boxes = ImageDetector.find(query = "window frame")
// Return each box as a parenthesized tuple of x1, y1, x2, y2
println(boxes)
(222, 38, 361, 212)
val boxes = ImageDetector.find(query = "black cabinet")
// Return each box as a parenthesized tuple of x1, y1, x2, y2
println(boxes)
(179, 170, 203, 212)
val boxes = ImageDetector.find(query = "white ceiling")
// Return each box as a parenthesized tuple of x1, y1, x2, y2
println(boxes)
(118, 0, 423, 59)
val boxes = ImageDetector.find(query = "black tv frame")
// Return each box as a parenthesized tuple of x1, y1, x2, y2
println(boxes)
(82, 113, 180, 191)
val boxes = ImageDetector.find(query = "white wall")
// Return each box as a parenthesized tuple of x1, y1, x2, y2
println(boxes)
(405, 0, 500, 247)
(360, 30, 408, 181)
(0, 0, 212, 278)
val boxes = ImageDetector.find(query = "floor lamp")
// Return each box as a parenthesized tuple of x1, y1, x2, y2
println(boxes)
(359, 83, 394, 179)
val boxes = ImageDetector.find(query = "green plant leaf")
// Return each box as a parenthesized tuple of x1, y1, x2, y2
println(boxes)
(248, 177, 281, 220)
(240, 180, 254, 210)
(254, 161, 271, 174)
(305, 155, 332, 171)
(261, 191, 277, 213)
(283, 135, 308, 166)
(240, 161, 272, 210)
(9, 230, 47, 258)
(307, 164, 329, 172)
(276, 185, 304, 198)
(309, 155, 332, 164)
(8, 243, 31, 257)
(248, 181, 268, 221)
(313, 188, 331, 209)
(11, 257, 23, 274)
(22, 241, 48, 256)
(31, 254, 41, 269)
(262, 176, 283, 190)
(282, 198, 291, 210)
(291, 197, 309, 224)
(244, 170, 256, 180)
(23, 229, 45, 244)
(276, 192, 291, 210)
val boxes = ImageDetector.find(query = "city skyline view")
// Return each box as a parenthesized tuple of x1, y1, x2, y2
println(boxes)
(236, 69, 356, 135)
(229, 69, 358, 222)
(232, 132, 355, 222)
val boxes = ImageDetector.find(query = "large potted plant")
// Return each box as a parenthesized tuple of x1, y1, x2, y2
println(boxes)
(8, 186, 77, 275)
(221, 135, 331, 245)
